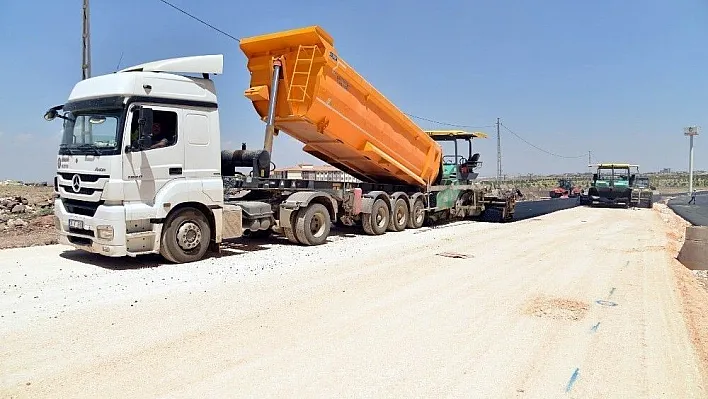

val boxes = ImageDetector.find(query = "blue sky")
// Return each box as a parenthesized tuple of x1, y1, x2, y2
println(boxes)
(1, 0, 707, 181)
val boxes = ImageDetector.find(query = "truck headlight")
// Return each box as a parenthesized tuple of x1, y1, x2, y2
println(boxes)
(96, 225, 114, 240)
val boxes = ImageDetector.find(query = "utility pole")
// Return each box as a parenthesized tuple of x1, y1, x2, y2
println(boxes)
(684, 126, 700, 194)
(588, 150, 591, 167)
(80, 0, 91, 144)
(82, 0, 91, 80)
(496, 117, 502, 183)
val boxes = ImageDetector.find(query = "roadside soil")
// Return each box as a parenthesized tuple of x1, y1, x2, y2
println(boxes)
(0, 185, 56, 249)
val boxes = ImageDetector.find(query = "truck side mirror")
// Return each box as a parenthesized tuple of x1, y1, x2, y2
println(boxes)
(44, 109, 57, 121)
(592, 173, 598, 180)
(138, 107, 153, 150)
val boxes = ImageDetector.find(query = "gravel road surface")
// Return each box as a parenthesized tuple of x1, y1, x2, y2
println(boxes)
(1, 206, 706, 398)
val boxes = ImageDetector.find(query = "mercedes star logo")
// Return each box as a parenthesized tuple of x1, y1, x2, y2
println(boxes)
(71, 174, 81, 193)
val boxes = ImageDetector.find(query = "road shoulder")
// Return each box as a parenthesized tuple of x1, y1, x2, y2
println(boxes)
(657, 203, 708, 386)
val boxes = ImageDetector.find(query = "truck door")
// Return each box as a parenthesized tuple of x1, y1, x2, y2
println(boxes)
(122, 104, 185, 203)
(183, 111, 220, 201)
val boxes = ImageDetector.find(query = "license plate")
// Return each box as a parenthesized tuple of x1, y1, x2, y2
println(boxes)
(69, 219, 84, 229)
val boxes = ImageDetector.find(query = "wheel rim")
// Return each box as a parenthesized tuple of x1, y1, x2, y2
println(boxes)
(310, 211, 326, 238)
(176, 221, 202, 251)
(415, 203, 424, 224)
(396, 206, 406, 225)
(375, 206, 387, 229)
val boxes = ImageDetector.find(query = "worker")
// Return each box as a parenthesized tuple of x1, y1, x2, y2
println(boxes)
(148, 122, 168, 149)
(688, 189, 697, 205)
(129, 121, 168, 149)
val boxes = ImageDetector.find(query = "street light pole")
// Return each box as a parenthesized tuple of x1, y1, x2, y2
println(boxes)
(684, 126, 700, 194)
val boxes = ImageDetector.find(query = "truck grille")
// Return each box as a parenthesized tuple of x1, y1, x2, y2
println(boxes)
(60, 186, 100, 196)
(57, 172, 108, 196)
(61, 198, 103, 217)
(57, 172, 108, 182)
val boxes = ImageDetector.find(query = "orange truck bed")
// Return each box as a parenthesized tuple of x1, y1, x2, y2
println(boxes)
(239, 26, 442, 188)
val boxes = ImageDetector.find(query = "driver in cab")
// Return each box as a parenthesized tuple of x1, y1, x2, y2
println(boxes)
(130, 121, 169, 150)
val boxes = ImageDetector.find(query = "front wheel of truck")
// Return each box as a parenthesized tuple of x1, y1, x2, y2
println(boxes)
(160, 207, 211, 263)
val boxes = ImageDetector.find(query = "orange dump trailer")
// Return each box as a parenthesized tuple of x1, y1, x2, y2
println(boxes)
(239, 26, 442, 188)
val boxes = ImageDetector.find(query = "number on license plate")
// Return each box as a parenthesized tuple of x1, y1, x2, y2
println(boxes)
(69, 219, 84, 229)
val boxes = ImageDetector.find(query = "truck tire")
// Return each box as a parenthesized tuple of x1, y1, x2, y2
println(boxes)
(160, 207, 211, 263)
(387, 198, 408, 232)
(283, 227, 299, 244)
(362, 198, 389, 235)
(407, 198, 425, 229)
(295, 203, 331, 245)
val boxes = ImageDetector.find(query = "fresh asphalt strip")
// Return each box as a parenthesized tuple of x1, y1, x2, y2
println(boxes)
(668, 193, 708, 226)
(513, 197, 580, 221)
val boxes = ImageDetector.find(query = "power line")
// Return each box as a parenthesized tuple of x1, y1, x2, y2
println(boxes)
(500, 123, 586, 159)
(153, 0, 499, 133)
(404, 113, 494, 129)
(154, 0, 493, 132)
(152, 0, 575, 161)
(156, 0, 240, 42)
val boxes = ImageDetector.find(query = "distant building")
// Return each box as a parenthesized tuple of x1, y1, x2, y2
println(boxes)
(659, 168, 672, 174)
(272, 163, 360, 183)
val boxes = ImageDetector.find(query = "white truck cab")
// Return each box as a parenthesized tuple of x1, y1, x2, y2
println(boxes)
(48, 55, 244, 263)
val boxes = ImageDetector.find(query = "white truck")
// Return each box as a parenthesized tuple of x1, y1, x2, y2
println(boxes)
(46, 47, 514, 263)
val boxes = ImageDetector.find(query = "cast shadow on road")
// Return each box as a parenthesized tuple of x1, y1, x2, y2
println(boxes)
(59, 239, 271, 269)
(215, 239, 272, 258)
(59, 250, 166, 270)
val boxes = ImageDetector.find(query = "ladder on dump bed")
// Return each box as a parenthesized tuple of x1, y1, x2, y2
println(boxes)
(287, 45, 319, 102)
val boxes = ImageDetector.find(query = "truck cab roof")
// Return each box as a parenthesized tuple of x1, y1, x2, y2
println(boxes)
(67, 55, 222, 106)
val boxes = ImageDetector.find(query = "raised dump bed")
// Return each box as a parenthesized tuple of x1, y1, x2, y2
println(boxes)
(239, 26, 442, 188)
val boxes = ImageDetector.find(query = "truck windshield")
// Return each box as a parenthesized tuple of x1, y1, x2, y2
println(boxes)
(635, 178, 650, 187)
(598, 168, 629, 180)
(59, 110, 122, 155)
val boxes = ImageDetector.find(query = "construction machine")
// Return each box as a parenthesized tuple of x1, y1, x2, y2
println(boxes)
(549, 178, 582, 198)
(586, 163, 652, 208)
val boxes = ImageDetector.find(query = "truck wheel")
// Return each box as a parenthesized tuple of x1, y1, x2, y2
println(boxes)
(387, 198, 408, 232)
(295, 203, 331, 245)
(407, 198, 425, 229)
(283, 227, 299, 244)
(362, 198, 389, 235)
(160, 207, 211, 263)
